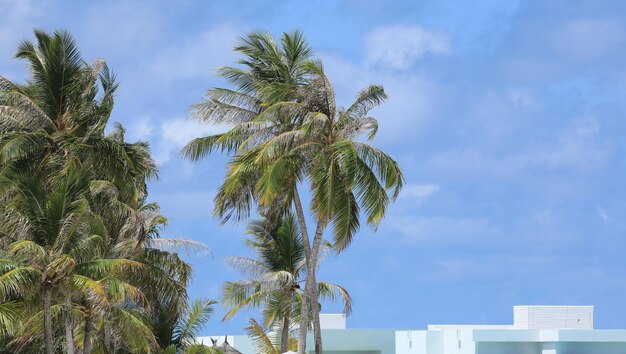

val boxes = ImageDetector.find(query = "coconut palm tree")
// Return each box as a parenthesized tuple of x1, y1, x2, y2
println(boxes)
(0, 165, 138, 354)
(85, 180, 205, 353)
(182, 31, 403, 354)
(222, 212, 351, 353)
(185, 41, 403, 352)
(0, 30, 156, 200)
(0, 29, 203, 354)
(245, 318, 297, 354)
(161, 297, 217, 353)
(0, 163, 200, 354)
(181, 30, 321, 352)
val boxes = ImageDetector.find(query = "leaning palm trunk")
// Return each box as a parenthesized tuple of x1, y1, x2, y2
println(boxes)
(297, 292, 309, 354)
(43, 286, 54, 354)
(294, 190, 313, 354)
(103, 325, 112, 353)
(308, 222, 326, 354)
(281, 315, 290, 353)
(83, 311, 94, 354)
(294, 189, 328, 354)
(65, 295, 75, 354)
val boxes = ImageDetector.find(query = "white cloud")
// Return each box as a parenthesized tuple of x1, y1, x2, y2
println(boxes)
(365, 25, 451, 70)
(424, 117, 611, 178)
(151, 190, 216, 219)
(553, 20, 624, 60)
(80, 2, 165, 59)
(126, 115, 154, 141)
(401, 183, 441, 199)
(153, 118, 229, 165)
(0, 0, 44, 79)
(387, 215, 497, 244)
(151, 24, 241, 82)
(507, 88, 538, 109)
(321, 53, 443, 143)
(540, 117, 609, 171)
(597, 207, 609, 221)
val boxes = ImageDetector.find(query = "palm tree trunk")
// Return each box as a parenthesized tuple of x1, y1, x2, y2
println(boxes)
(281, 314, 290, 353)
(308, 221, 326, 354)
(83, 311, 93, 354)
(293, 188, 313, 354)
(297, 290, 309, 354)
(65, 295, 75, 354)
(294, 188, 327, 354)
(43, 286, 54, 354)
(104, 324, 112, 354)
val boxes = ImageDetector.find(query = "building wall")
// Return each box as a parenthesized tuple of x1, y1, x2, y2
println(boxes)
(396, 329, 474, 354)
(395, 330, 428, 354)
(475, 342, 539, 354)
(557, 342, 626, 354)
(311, 329, 396, 354)
(200, 329, 626, 354)
(321, 351, 381, 354)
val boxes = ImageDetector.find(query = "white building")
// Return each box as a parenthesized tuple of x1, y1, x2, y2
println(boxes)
(199, 306, 626, 354)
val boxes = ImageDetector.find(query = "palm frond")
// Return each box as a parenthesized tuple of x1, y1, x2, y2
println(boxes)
(173, 298, 217, 347)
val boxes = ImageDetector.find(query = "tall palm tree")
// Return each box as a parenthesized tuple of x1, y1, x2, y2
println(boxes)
(0, 163, 198, 354)
(222, 213, 351, 353)
(0, 30, 202, 354)
(182, 30, 320, 352)
(86, 180, 202, 353)
(0, 30, 156, 200)
(184, 32, 403, 352)
(0, 166, 125, 354)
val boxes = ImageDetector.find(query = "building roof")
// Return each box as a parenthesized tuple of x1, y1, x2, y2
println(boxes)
(211, 337, 242, 354)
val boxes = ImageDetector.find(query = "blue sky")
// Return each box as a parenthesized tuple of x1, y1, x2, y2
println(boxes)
(2, 0, 626, 334)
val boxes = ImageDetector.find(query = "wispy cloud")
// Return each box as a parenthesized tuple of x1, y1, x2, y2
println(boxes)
(553, 20, 625, 60)
(150, 24, 241, 82)
(80, 1, 165, 59)
(401, 183, 441, 199)
(126, 115, 154, 141)
(424, 116, 611, 178)
(0, 0, 45, 79)
(153, 118, 229, 165)
(386, 214, 498, 245)
(321, 53, 444, 143)
(597, 207, 609, 221)
(364, 25, 451, 70)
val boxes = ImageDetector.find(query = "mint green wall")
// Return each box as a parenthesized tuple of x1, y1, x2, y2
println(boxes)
(475, 342, 539, 354)
(203, 329, 626, 353)
(557, 342, 626, 354)
(307, 329, 396, 354)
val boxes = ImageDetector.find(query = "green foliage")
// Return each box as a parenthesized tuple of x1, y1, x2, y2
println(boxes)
(0, 30, 207, 353)
(223, 213, 351, 351)
(171, 298, 218, 349)
(183, 29, 403, 353)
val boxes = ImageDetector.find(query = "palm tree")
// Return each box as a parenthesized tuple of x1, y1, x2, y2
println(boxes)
(0, 166, 113, 354)
(0, 161, 201, 354)
(0, 30, 156, 200)
(86, 181, 204, 353)
(162, 297, 217, 353)
(183, 32, 403, 353)
(0, 30, 203, 353)
(222, 213, 351, 353)
(181, 30, 319, 352)
(245, 318, 297, 354)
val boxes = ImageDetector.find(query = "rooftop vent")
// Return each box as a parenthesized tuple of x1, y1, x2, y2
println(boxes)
(513, 306, 594, 329)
